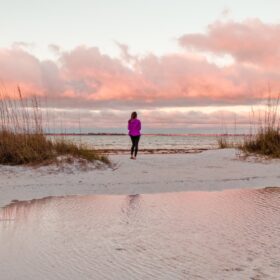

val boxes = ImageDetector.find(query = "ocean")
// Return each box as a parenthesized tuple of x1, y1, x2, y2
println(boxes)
(52, 134, 245, 152)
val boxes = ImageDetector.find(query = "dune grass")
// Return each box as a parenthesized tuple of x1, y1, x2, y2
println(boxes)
(217, 137, 233, 149)
(241, 128, 280, 158)
(239, 96, 280, 158)
(0, 88, 109, 166)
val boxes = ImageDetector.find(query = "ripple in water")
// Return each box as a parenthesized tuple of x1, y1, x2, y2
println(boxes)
(1, 188, 280, 280)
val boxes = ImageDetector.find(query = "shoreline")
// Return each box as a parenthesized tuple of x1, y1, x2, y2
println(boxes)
(47, 133, 248, 137)
(1, 148, 280, 208)
(96, 148, 210, 155)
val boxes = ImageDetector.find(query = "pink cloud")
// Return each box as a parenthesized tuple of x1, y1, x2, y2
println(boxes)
(0, 48, 43, 95)
(0, 20, 280, 111)
(179, 19, 280, 69)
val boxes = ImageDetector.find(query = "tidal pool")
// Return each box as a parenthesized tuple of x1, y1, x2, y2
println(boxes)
(1, 188, 280, 280)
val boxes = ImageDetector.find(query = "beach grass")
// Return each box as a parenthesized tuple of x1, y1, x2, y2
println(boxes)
(240, 127, 280, 158)
(239, 95, 280, 158)
(0, 88, 109, 166)
(217, 137, 233, 149)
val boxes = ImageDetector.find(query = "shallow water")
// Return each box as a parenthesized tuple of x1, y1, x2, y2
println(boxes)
(53, 134, 244, 150)
(1, 188, 280, 280)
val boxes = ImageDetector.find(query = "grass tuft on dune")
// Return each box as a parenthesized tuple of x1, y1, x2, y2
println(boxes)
(0, 87, 109, 166)
(240, 95, 280, 158)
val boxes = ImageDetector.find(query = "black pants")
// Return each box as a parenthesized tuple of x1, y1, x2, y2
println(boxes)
(130, 135, 140, 157)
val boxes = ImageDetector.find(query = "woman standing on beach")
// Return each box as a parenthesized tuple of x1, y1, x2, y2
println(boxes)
(128, 112, 141, 159)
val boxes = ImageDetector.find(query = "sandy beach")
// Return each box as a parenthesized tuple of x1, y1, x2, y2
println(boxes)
(2, 149, 280, 280)
(1, 148, 280, 207)
(3, 2, 280, 278)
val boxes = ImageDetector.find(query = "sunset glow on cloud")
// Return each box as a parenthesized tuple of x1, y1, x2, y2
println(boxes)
(1, 18, 280, 131)
(179, 19, 280, 70)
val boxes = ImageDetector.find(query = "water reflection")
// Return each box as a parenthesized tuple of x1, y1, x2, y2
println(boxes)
(1, 188, 280, 280)
(124, 194, 141, 217)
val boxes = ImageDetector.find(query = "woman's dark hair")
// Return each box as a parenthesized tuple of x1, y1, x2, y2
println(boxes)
(131, 112, 137, 119)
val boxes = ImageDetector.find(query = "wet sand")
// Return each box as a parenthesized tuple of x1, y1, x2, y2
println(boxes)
(1, 188, 280, 279)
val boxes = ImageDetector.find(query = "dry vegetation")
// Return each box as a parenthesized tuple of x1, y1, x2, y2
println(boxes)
(217, 137, 233, 149)
(0, 88, 109, 166)
(240, 96, 280, 158)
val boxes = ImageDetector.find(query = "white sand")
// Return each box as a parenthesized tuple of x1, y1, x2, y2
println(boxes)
(0, 148, 280, 207)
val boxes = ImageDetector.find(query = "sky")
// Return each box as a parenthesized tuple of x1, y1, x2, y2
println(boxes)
(1, 0, 280, 133)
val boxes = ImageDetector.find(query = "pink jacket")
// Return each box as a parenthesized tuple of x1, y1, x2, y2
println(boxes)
(128, 118, 141, 136)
